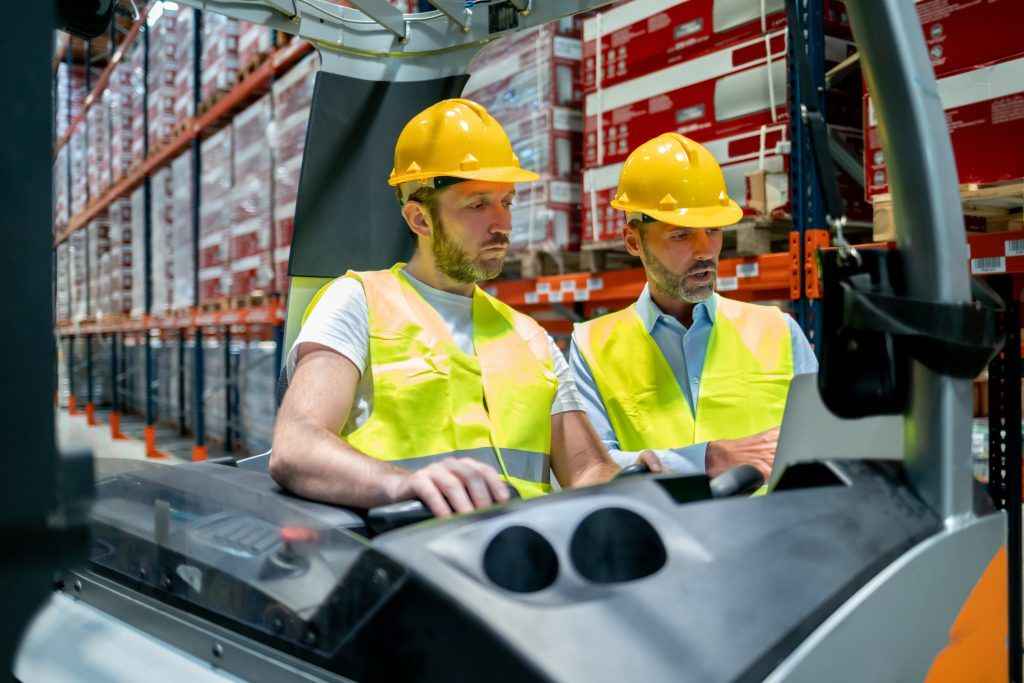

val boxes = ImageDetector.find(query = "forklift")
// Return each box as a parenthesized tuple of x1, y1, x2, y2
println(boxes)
(4, 1, 1018, 681)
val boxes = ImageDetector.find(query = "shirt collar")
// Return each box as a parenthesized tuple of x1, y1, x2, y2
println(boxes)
(635, 284, 717, 333)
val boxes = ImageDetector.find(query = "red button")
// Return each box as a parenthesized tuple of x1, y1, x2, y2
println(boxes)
(280, 526, 319, 544)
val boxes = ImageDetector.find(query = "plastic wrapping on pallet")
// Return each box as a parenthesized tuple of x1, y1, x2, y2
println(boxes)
(55, 242, 71, 323)
(865, 45, 1024, 198)
(69, 230, 87, 321)
(581, 0, 850, 95)
(200, 126, 234, 304)
(510, 180, 582, 253)
(240, 341, 277, 454)
(231, 96, 274, 298)
(505, 107, 583, 180)
(151, 166, 175, 316)
(201, 13, 240, 104)
(271, 51, 319, 296)
(55, 64, 101, 141)
(109, 60, 135, 183)
(87, 92, 111, 201)
(583, 31, 856, 169)
(108, 197, 134, 317)
(174, 6, 196, 124)
(128, 41, 146, 167)
(54, 147, 69, 234)
(203, 338, 228, 444)
(172, 149, 196, 310)
(238, 20, 273, 75)
(69, 128, 88, 216)
(147, 4, 179, 152)
(130, 186, 145, 317)
(88, 213, 113, 319)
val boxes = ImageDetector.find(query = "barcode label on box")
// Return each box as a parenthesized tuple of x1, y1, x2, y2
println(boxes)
(549, 291, 564, 303)
(575, 289, 590, 302)
(536, 282, 551, 293)
(717, 276, 739, 292)
(736, 262, 759, 278)
(1005, 240, 1024, 257)
(971, 257, 1006, 274)
(525, 292, 539, 304)
(560, 280, 576, 291)
(587, 277, 604, 291)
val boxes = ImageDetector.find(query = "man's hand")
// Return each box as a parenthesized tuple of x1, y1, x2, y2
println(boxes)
(705, 427, 780, 481)
(385, 457, 511, 518)
(632, 450, 665, 474)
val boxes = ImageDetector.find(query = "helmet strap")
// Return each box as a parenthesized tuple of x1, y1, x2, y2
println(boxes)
(399, 176, 467, 203)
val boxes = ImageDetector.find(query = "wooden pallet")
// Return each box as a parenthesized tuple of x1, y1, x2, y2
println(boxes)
(502, 249, 583, 279)
(199, 292, 269, 313)
(873, 180, 1024, 241)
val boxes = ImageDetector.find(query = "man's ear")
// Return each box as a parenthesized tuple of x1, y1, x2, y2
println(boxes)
(401, 201, 433, 239)
(622, 222, 643, 257)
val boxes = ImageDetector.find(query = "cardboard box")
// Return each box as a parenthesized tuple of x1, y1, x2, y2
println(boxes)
(231, 96, 274, 297)
(151, 166, 175, 315)
(917, 0, 1024, 79)
(200, 126, 234, 304)
(171, 150, 195, 310)
(504, 107, 583, 180)
(865, 55, 1024, 199)
(582, 0, 851, 95)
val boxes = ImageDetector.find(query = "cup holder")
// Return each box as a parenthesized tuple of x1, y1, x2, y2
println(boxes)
(569, 507, 667, 584)
(483, 525, 559, 593)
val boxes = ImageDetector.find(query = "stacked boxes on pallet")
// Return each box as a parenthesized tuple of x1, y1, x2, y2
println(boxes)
(55, 64, 100, 140)
(147, 5, 178, 153)
(54, 148, 69, 235)
(70, 128, 88, 216)
(271, 51, 319, 296)
(87, 216, 110, 319)
(231, 96, 274, 300)
(69, 230, 87, 321)
(56, 243, 71, 324)
(174, 7, 196, 125)
(130, 186, 146, 317)
(865, 0, 1024, 200)
(202, 13, 240, 104)
(200, 126, 234, 304)
(108, 197, 134, 317)
(240, 341, 277, 454)
(109, 59, 135, 183)
(465, 19, 584, 255)
(172, 150, 196, 310)
(86, 92, 111, 201)
(580, 0, 859, 246)
(151, 166, 175, 316)
(238, 21, 273, 74)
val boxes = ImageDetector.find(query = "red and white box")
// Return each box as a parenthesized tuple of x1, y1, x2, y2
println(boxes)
(54, 148, 69, 234)
(109, 60, 135, 182)
(174, 7, 196, 123)
(470, 22, 582, 74)
(916, 0, 1024, 80)
(108, 197, 134, 317)
(505, 107, 583, 180)
(87, 95, 111, 201)
(238, 20, 273, 72)
(128, 42, 146, 167)
(171, 150, 195, 310)
(582, 0, 850, 95)
(271, 51, 319, 296)
(231, 96, 274, 297)
(200, 126, 234, 304)
(130, 187, 146, 317)
(151, 166, 175, 315)
(69, 231, 88, 322)
(865, 55, 1024, 198)
(56, 243, 71, 323)
(510, 180, 581, 253)
(147, 4, 178, 151)
(201, 13, 240, 103)
(87, 214, 111, 319)
(69, 128, 88, 216)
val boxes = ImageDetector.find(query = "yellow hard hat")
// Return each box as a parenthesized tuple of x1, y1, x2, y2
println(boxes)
(388, 98, 540, 187)
(611, 133, 743, 228)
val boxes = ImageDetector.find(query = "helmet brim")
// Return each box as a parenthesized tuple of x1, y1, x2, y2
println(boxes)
(611, 199, 744, 228)
(388, 166, 540, 186)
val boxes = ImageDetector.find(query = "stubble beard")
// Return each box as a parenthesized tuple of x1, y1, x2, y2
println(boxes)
(432, 218, 507, 284)
(641, 240, 717, 304)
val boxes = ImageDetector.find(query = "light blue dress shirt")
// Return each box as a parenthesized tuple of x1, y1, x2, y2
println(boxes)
(569, 286, 819, 474)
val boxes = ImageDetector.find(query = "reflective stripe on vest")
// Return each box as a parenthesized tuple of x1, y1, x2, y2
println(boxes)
(574, 294, 793, 451)
(303, 264, 557, 499)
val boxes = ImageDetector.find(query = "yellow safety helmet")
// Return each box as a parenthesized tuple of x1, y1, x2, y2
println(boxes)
(388, 98, 540, 192)
(611, 133, 743, 228)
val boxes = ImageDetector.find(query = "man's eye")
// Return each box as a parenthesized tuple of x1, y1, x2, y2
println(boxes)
(670, 231, 691, 240)
(501, 199, 514, 209)
(468, 201, 486, 210)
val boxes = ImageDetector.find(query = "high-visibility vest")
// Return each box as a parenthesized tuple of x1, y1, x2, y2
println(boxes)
(303, 264, 557, 498)
(573, 295, 794, 450)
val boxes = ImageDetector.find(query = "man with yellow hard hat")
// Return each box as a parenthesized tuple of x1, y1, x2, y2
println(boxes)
(570, 133, 818, 481)
(271, 99, 659, 517)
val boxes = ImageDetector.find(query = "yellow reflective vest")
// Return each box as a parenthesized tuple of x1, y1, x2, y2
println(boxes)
(303, 264, 557, 498)
(573, 295, 794, 451)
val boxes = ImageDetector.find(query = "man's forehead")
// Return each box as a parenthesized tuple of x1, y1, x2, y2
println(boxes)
(448, 180, 516, 198)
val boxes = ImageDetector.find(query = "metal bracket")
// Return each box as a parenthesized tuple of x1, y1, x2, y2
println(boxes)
(335, 0, 408, 42)
(426, 0, 472, 32)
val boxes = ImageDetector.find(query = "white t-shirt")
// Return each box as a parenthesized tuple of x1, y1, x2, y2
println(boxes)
(288, 268, 583, 435)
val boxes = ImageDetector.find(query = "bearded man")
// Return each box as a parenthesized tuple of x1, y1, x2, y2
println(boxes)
(570, 133, 818, 481)
(270, 99, 660, 517)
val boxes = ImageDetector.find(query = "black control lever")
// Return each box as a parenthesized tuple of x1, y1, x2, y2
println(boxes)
(616, 462, 652, 478)
(367, 485, 520, 535)
(709, 464, 765, 498)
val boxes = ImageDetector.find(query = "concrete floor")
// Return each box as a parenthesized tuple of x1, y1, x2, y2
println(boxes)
(57, 407, 226, 463)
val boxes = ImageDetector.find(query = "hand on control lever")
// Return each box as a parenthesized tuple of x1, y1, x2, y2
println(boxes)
(617, 450, 665, 478)
(705, 427, 779, 482)
(386, 457, 510, 518)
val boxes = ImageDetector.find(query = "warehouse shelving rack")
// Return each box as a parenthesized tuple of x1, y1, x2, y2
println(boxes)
(55, 7, 310, 461)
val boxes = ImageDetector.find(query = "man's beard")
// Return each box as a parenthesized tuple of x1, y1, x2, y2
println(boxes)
(432, 218, 508, 284)
(641, 240, 717, 303)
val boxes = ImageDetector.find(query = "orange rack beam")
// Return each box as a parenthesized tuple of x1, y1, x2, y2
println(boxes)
(55, 302, 285, 336)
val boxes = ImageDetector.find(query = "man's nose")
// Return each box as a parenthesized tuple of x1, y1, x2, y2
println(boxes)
(490, 205, 512, 235)
(693, 229, 714, 257)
